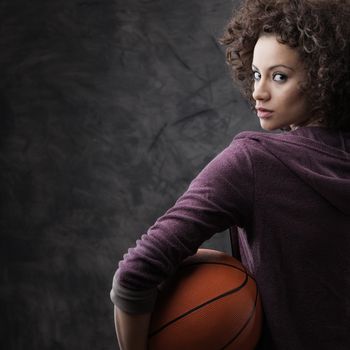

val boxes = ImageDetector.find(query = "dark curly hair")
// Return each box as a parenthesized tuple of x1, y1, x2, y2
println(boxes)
(220, 0, 350, 130)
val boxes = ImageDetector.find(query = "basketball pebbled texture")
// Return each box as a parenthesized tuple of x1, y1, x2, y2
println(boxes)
(148, 249, 262, 350)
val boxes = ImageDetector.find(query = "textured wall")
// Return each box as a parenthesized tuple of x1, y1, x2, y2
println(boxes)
(0, 0, 259, 349)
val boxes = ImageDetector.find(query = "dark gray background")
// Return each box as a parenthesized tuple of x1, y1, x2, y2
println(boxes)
(0, 0, 259, 349)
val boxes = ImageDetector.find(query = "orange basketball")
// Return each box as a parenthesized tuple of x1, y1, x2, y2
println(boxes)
(148, 249, 262, 350)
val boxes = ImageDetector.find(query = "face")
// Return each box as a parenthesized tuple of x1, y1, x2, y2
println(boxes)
(252, 34, 311, 131)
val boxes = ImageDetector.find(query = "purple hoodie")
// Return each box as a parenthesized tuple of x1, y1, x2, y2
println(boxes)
(111, 127, 350, 349)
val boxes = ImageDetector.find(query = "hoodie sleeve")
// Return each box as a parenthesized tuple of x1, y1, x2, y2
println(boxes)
(110, 136, 255, 313)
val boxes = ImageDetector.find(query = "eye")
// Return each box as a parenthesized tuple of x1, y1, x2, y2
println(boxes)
(253, 71, 261, 81)
(273, 73, 288, 82)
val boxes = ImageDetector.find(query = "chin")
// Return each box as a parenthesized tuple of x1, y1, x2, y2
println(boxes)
(259, 118, 291, 132)
(259, 121, 282, 131)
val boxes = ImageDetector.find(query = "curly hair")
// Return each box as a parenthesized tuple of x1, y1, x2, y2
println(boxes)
(220, 0, 350, 130)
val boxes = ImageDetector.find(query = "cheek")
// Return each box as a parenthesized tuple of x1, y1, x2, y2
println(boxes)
(279, 87, 305, 111)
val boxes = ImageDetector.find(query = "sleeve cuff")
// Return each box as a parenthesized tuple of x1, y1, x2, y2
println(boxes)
(110, 277, 158, 314)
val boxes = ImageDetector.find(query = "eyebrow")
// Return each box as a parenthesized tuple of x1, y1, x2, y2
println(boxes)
(252, 64, 295, 72)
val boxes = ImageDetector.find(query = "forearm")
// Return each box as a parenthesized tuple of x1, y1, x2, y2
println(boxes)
(114, 306, 151, 350)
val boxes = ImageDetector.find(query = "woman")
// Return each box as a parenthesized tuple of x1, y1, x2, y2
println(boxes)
(111, 0, 350, 349)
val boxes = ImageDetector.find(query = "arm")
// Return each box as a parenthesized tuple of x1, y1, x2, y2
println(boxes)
(111, 137, 254, 347)
(116, 139, 254, 294)
(114, 306, 151, 350)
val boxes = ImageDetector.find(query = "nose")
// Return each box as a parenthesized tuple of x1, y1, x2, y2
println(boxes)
(252, 80, 270, 101)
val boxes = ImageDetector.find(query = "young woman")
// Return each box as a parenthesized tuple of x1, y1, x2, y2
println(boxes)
(111, 0, 350, 349)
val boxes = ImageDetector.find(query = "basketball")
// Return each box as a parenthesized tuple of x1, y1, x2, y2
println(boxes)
(148, 248, 262, 350)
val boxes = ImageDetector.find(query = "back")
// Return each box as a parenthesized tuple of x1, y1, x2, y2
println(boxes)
(236, 127, 350, 349)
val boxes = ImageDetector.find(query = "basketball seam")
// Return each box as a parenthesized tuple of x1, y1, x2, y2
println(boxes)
(220, 280, 260, 350)
(181, 261, 257, 281)
(148, 271, 249, 338)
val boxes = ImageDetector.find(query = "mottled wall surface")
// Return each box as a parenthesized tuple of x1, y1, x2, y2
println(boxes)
(0, 0, 259, 349)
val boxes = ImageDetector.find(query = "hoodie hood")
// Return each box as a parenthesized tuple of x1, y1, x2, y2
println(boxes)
(241, 127, 350, 215)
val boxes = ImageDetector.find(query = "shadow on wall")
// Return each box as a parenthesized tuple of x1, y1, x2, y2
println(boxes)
(0, 0, 258, 349)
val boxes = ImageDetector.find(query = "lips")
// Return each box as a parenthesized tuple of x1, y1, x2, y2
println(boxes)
(256, 107, 273, 118)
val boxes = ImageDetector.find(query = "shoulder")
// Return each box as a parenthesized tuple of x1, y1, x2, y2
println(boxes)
(226, 130, 301, 164)
(228, 130, 285, 153)
(232, 130, 288, 143)
(230, 130, 303, 151)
